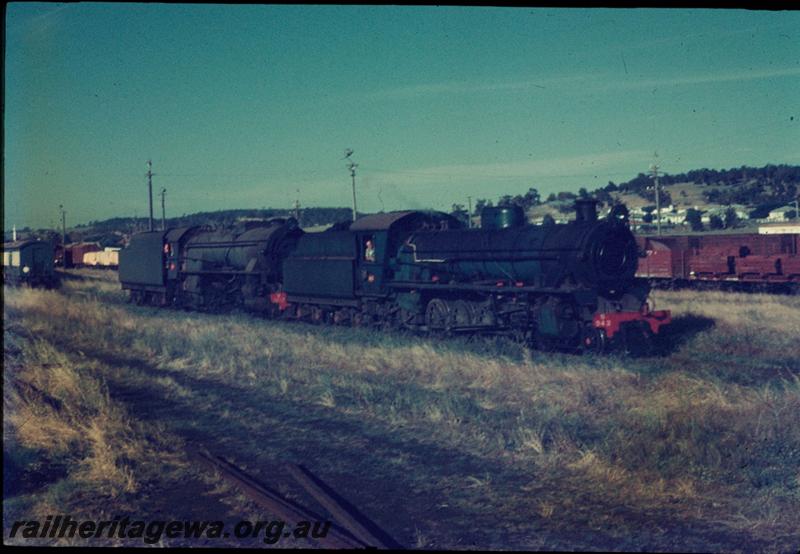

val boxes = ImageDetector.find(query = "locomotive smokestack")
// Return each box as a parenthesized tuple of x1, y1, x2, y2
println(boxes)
(574, 199, 598, 223)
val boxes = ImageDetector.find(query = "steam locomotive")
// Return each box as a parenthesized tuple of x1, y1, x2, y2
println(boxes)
(119, 200, 670, 353)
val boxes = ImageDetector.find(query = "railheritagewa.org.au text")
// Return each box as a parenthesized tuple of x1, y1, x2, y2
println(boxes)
(8, 514, 332, 544)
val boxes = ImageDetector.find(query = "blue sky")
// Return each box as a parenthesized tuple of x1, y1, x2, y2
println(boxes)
(5, 4, 799, 229)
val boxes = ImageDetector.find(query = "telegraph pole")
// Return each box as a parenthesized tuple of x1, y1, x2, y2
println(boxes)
(467, 196, 473, 228)
(344, 149, 358, 221)
(146, 160, 154, 231)
(650, 159, 661, 236)
(350, 164, 358, 221)
(59, 204, 66, 247)
(59, 204, 67, 266)
(160, 187, 167, 231)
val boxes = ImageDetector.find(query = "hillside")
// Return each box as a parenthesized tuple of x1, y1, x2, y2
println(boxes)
(528, 182, 743, 221)
(497, 164, 799, 232)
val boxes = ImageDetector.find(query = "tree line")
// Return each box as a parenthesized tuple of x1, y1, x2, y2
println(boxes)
(611, 163, 799, 206)
(455, 163, 798, 221)
(79, 207, 354, 235)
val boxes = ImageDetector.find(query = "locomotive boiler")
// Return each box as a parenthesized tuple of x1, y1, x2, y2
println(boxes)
(397, 201, 637, 292)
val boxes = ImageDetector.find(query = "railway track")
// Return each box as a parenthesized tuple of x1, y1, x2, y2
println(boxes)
(188, 449, 402, 550)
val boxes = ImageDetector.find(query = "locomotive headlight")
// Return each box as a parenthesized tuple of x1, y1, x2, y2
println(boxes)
(22, 266, 30, 273)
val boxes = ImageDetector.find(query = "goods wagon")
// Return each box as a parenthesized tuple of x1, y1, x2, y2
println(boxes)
(636, 232, 799, 292)
(83, 247, 121, 268)
(3, 239, 59, 288)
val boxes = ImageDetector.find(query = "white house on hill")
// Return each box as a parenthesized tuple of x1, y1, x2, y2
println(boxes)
(767, 205, 797, 221)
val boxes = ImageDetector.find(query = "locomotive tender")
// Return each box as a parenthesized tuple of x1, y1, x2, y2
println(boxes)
(119, 200, 670, 352)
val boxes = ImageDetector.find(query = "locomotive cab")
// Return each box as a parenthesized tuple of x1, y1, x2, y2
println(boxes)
(357, 232, 386, 296)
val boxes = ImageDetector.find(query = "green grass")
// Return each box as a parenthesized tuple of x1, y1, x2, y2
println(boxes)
(3, 269, 799, 550)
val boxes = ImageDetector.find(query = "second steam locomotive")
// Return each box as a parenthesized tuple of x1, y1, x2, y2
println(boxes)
(119, 200, 670, 353)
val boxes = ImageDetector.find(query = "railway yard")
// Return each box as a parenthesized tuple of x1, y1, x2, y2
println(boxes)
(3, 268, 799, 550)
(6, 5, 798, 551)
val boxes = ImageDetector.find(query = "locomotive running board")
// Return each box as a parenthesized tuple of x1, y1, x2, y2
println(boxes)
(388, 281, 579, 294)
(593, 309, 671, 339)
(285, 294, 361, 307)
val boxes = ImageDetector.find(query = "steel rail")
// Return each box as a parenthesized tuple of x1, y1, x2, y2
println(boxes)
(188, 449, 384, 549)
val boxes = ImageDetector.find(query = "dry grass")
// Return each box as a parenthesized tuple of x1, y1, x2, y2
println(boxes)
(5, 333, 145, 497)
(3, 289, 198, 544)
(4, 270, 800, 550)
(2, 320, 286, 547)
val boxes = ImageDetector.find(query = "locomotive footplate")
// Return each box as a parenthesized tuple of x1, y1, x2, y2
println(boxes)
(592, 307, 671, 340)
